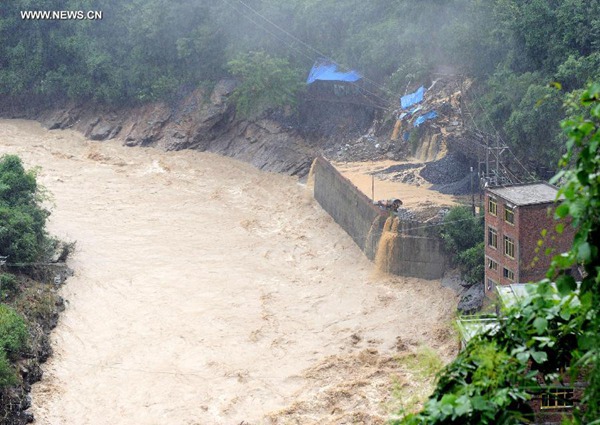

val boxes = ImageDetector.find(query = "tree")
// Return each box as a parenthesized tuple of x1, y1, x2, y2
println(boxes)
(550, 83, 600, 422)
(0, 155, 49, 264)
(440, 206, 484, 285)
(227, 51, 304, 118)
(394, 84, 600, 424)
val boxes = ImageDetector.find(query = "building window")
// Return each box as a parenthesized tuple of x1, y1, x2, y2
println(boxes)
(487, 257, 498, 271)
(503, 267, 515, 281)
(541, 388, 574, 409)
(505, 205, 515, 224)
(488, 198, 497, 216)
(486, 279, 496, 292)
(488, 227, 498, 249)
(504, 235, 515, 258)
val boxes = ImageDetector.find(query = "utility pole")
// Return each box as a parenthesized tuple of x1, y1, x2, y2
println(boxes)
(371, 175, 375, 202)
(470, 166, 475, 216)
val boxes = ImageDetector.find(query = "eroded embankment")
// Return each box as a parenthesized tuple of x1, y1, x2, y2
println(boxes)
(0, 119, 457, 424)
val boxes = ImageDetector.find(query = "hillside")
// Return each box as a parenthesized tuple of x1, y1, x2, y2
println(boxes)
(1, 1, 599, 177)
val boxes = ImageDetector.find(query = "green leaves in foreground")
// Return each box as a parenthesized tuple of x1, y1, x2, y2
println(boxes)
(395, 84, 600, 424)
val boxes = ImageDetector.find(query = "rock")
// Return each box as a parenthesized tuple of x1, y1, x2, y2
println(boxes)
(21, 361, 43, 385)
(39, 108, 79, 130)
(441, 269, 467, 295)
(420, 152, 470, 184)
(20, 395, 31, 411)
(431, 171, 477, 196)
(121, 103, 172, 147)
(457, 283, 484, 314)
(210, 79, 237, 106)
(89, 120, 115, 140)
(23, 412, 35, 423)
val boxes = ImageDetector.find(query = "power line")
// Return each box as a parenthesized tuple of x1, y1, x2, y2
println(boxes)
(220, 0, 398, 111)
(237, 0, 395, 96)
(381, 214, 485, 236)
(231, 0, 401, 100)
(460, 82, 538, 183)
(3, 262, 66, 267)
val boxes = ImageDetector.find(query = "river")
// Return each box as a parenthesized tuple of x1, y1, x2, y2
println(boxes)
(0, 119, 456, 424)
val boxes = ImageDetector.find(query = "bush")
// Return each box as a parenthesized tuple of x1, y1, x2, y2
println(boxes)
(440, 206, 483, 255)
(458, 241, 485, 286)
(0, 155, 49, 264)
(0, 274, 18, 299)
(440, 206, 485, 285)
(227, 51, 304, 118)
(0, 305, 28, 360)
(0, 350, 17, 388)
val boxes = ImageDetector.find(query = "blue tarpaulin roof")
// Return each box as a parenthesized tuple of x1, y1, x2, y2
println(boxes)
(414, 110, 437, 127)
(307, 61, 362, 84)
(401, 86, 425, 109)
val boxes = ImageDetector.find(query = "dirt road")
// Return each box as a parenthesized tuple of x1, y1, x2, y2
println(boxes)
(0, 119, 457, 424)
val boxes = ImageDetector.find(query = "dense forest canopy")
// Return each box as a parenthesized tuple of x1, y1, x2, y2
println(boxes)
(1, 0, 599, 173)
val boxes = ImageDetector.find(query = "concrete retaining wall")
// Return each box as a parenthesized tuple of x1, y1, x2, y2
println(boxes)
(313, 157, 448, 279)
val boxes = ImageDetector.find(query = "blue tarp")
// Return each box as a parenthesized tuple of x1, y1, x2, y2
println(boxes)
(414, 110, 438, 127)
(401, 86, 425, 109)
(306, 61, 362, 84)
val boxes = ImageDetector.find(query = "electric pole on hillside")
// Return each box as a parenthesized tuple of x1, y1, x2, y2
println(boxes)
(477, 133, 515, 189)
(456, 78, 518, 190)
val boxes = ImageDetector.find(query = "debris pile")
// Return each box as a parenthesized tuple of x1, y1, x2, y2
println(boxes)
(325, 76, 471, 171)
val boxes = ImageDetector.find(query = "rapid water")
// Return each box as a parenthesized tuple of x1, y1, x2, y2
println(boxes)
(0, 119, 456, 424)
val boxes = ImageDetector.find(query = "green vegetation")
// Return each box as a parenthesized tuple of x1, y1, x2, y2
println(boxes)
(0, 350, 17, 387)
(440, 206, 484, 286)
(0, 155, 49, 264)
(227, 51, 304, 118)
(0, 273, 18, 299)
(0, 155, 61, 393)
(1, 1, 598, 173)
(392, 347, 445, 416)
(394, 85, 600, 424)
(0, 305, 28, 386)
(0, 305, 28, 361)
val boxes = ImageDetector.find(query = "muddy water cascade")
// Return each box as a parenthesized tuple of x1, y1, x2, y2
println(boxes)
(0, 119, 457, 425)
(364, 215, 383, 258)
(375, 217, 400, 274)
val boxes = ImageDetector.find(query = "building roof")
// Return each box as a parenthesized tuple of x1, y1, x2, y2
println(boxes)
(487, 183, 559, 206)
(456, 317, 500, 344)
(496, 282, 572, 310)
(496, 283, 535, 309)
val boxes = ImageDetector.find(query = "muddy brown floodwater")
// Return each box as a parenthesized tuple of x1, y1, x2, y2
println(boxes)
(0, 119, 457, 425)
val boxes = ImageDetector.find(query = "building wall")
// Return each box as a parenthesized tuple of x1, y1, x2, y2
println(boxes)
(518, 204, 575, 283)
(484, 191, 575, 294)
(527, 388, 585, 424)
(527, 375, 586, 424)
(484, 192, 519, 291)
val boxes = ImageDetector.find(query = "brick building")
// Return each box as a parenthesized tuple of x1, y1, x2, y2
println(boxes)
(484, 183, 574, 294)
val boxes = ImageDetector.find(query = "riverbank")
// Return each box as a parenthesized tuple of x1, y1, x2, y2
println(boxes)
(0, 119, 458, 424)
